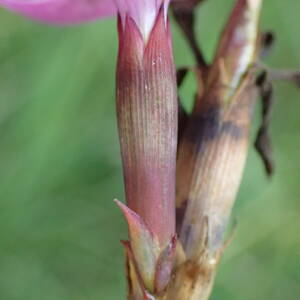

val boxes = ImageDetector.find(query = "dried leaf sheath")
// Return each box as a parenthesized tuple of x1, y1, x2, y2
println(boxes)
(177, 78, 257, 257)
(163, 77, 258, 300)
(177, 0, 262, 256)
(169, 1, 263, 299)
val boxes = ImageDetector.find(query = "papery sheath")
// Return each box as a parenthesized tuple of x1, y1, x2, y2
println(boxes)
(177, 0, 262, 258)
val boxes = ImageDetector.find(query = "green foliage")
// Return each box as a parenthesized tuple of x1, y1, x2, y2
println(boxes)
(0, 1, 299, 299)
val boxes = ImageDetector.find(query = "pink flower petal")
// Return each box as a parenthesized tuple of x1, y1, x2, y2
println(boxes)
(0, 0, 117, 24)
(116, 0, 166, 39)
(0, 0, 170, 39)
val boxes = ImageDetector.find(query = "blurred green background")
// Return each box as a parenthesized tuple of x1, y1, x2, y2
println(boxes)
(0, 0, 299, 299)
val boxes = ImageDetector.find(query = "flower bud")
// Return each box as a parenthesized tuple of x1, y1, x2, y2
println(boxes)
(116, 7, 177, 296)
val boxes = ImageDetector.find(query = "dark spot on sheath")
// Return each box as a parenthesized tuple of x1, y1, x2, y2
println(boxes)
(185, 260, 214, 284)
(185, 262, 201, 280)
(222, 121, 244, 140)
(185, 106, 221, 144)
(181, 223, 193, 250)
(176, 199, 188, 234)
(185, 105, 244, 146)
(208, 221, 228, 252)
